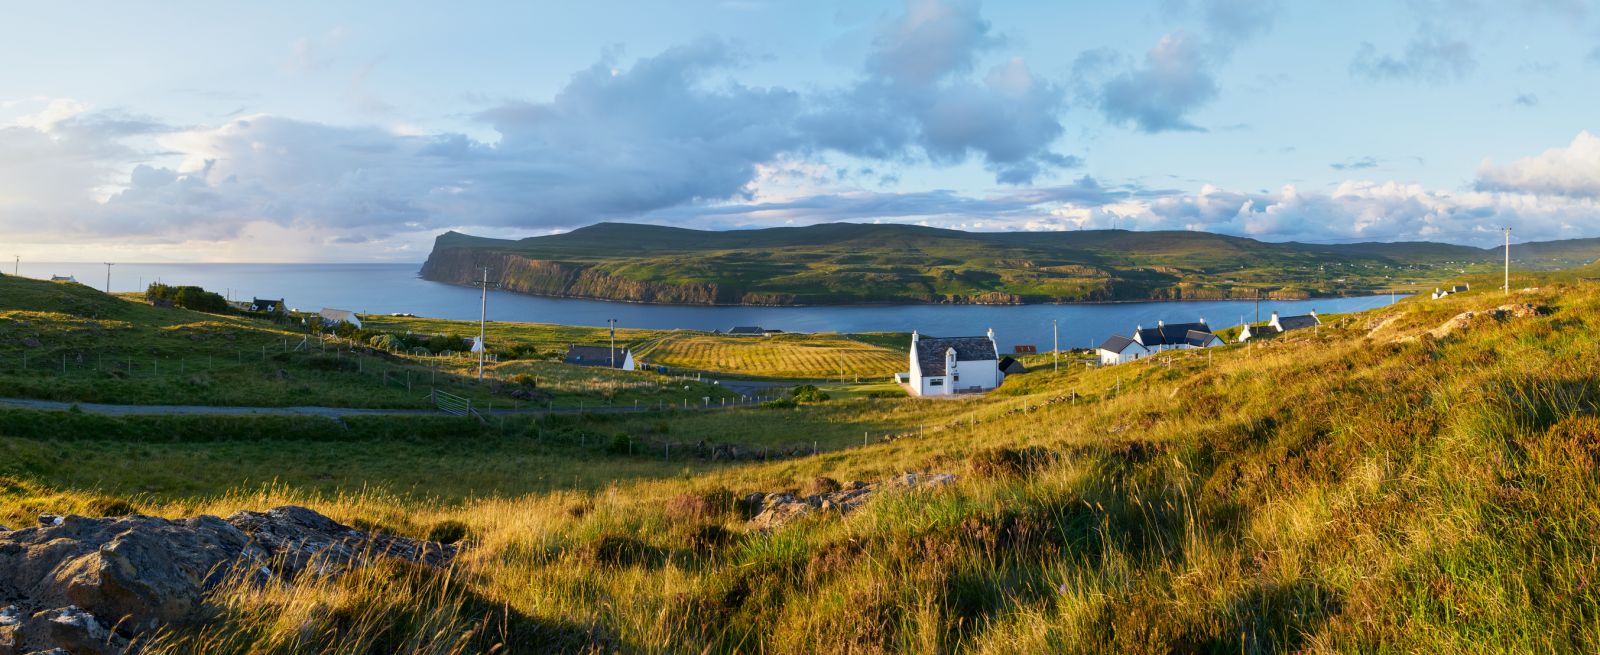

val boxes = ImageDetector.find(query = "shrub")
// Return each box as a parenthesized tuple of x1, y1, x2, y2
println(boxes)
(607, 432, 634, 455)
(760, 397, 798, 409)
(866, 388, 908, 398)
(802, 477, 842, 496)
(790, 384, 831, 402)
(510, 374, 538, 388)
(305, 355, 358, 372)
(425, 520, 471, 545)
(84, 496, 138, 517)
(145, 283, 228, 312)
(584, 534, 662, 567)
(968, 446, 1053, 478)
(369, 334, 401, 351)
(687, 524, 737, 553)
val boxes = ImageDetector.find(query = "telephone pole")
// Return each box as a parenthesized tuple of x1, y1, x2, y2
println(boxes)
(103, 263, 114, 293)
(1052, 319, 1059, 372)
(1503, 227, 1512, 296)
(12, 255, 17, 276)
(477, 267, 489, 381)
(608, 318, 618, 369)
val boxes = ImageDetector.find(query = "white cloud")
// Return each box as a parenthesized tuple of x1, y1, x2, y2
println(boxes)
(1476, 131, 1600, 198)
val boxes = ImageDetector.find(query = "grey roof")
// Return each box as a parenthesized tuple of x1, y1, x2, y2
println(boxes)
(1134, 322, 1212, 347)
(1098, 334, 1143, 353)
(1451, 285, 1469, 292)
(564, 345, 630, 368)
(915, 336, 995, 376)
(1183, 329, 1220, 348)
(727, 326, 765, 334)
(1276, 314, 1320, 331)
(250, 298, 283, 312)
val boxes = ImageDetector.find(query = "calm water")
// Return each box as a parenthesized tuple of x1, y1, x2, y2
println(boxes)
(15, 262, 1400, 349)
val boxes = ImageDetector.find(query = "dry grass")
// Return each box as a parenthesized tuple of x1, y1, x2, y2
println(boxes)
(5, 269, 1600, 653)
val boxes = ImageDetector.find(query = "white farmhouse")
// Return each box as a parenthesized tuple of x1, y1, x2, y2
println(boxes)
(563, 345, 636, 371)
(1097, 319, 1222, 365)
(907, 329, 1003, 396)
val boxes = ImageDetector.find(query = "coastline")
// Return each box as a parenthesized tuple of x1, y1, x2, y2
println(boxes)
(419, 274, 1411, 309)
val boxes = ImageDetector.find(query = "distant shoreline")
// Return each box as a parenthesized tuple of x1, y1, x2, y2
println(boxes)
(423, 277, 1411, 309)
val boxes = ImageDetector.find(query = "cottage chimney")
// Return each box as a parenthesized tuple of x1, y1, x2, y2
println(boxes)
(1199, 316, 1207, 325)
(986, 327, 994, 341)
(912, 330, 919, 342)
(1271, 311, 1279, 320)
(1310, 309, 1317, 317)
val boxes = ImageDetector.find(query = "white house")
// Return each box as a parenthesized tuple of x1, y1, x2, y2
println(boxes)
(1239, 310, 1322, 342)
(1097, 319, 1222, 365)
(1096, 335, 1149, 365)
(319, 308, 363, 329)
(564, 345, 636, 371)
(907, 329, 1003, 396)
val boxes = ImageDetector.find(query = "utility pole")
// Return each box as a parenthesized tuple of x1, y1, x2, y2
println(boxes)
(1503, 227, 1512, 296)
(12, 255, 17, 276)
(1052, 319, 1059, 372)
(103, 263, 114, 293)
(608, 318, 617, 369)
(477, 267, 489, 381)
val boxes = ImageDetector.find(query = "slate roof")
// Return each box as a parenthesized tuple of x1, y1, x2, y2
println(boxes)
(1183, 329, 1219, 347)
(1276, 314, 1320, 331)
(999, 356, 1027, 374)
(250, 298, 283, 312)
(1134, 322, 1212, 347)
(1097, 334, 1143, 353)
(564, 345, 631, 368)
(916, 336, 996, 376)
(727, 326, 765, 335)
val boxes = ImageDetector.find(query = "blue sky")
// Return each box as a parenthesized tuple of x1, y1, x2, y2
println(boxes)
(2, 0, 1598, 261)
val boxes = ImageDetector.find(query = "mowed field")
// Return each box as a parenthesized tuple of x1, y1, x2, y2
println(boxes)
(637, 332, 908, 380)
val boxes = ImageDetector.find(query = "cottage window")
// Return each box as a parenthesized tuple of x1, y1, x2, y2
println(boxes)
(929, 379, 944, 387)
(953, 375, 960, 382)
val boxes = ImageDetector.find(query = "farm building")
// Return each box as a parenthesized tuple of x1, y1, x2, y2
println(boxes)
(249, 297, 285, 314)
(999, 356, 1028, 375)
(726, 326, 782, 336)
(906, 329, 1003, 397)
(49, 275, 78, 283)
(1238, 311, 1321, 342)
(564, 345, 635, 371)
(318, 308, 362, 328)
(1097, 319, 1222, 366)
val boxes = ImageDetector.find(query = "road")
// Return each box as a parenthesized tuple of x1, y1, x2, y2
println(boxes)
(0, 391, 778, 419)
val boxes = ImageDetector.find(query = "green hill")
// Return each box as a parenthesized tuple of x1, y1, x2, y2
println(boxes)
(421, 222, 1591, 305)
(5, 268, 1599, 651)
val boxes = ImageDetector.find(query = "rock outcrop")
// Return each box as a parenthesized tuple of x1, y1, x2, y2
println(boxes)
(1425, 303, 1544, 340)
(0, 506, 456, 654)
(747, 472, 957, 530)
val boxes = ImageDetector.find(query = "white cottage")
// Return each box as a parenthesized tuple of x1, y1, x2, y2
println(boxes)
(1238, 310, 1322, 342)
(1097, 319, 1222, 365)
(907, 330, 1003, 396)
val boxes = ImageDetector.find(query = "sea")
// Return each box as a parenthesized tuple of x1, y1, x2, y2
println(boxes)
(12, 262, 1401, 350)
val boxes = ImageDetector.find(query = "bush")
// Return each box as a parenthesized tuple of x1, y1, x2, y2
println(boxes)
(802, 477, 842, 496)
(790, 384, 831, 402)
(866, 388, 908, 398)
(510, 374, 538, 388)
(305, 355, 359, 372)
(607, 432, 634, 455)
(584, 534, 662, 567)
(146, 283, 229, 312)
(84, 496, 138, 517)
(968, 446, 1054, 479)
(369, 334, 401, 351)
(760, 397, 798, 410)
(425, 520, 471, 545)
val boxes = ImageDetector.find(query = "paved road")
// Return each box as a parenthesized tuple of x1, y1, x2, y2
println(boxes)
(0, 385, 789, 419)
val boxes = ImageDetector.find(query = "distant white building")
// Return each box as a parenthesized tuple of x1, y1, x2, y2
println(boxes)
(907, 329, 1003, 396)
(319, 308, 363, 329)
(1097, 319, 1222, 366)
(1238, 311, 1321, 342)
(49, 275, 78, 284)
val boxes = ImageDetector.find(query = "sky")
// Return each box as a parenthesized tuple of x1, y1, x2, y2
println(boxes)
(2, 0, 1599, 262)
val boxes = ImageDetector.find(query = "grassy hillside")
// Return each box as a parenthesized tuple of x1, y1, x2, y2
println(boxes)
(419, 222, 1594, 305)
(0, 275, 734, 408)
(4, 266, 1597, 651)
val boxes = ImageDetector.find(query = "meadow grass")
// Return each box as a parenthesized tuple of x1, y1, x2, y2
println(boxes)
(3, 268, 1599, 652)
